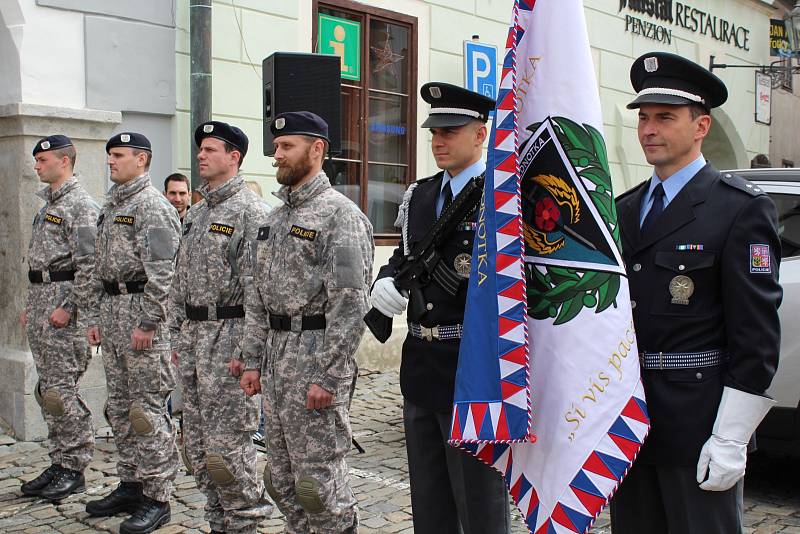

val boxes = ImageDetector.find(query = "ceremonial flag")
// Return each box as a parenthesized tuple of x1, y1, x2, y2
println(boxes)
(450, 2, 649, 532)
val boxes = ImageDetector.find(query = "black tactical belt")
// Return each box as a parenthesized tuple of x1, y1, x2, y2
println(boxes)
(102, 280, 147, 295)
(269, 314, 326, 331)
(28, 270, 75, 284)
(639, 349, 726, 370)
(185, 304, 245, 321)
(408, 322, 463, 341)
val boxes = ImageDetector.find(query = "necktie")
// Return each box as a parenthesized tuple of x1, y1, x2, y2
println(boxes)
(641, 182, 665, 234)
(440, 180, 453, 216)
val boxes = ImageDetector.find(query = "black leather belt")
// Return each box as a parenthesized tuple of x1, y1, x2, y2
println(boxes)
(102, 280, 147, 295)
(269, 314, 326, 331)
(28, 270, 75, 283)
(185, 304, 245, 321)
(639, 349, 726, 370)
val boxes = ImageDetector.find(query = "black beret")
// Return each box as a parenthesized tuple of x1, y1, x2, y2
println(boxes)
(195, 120, 249, 156)
(628, 52, 727, 110)
(32, 135, 73, 156)
(420, 82, 496, 128)
(106, 132, 152, 153)
(270, 111, 330, 143)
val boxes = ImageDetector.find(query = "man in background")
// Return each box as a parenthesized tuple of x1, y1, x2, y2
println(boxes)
(164, 173, 190, 222)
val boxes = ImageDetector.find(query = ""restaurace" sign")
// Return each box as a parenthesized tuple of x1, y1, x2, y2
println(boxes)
(619, 0, 751, 51)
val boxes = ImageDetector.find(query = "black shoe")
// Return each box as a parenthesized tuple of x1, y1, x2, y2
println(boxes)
(21, 465, 62, 496)
(85, 481, 143, 517)
(119, 496, 171, 534)
(40, 468, 85, 501)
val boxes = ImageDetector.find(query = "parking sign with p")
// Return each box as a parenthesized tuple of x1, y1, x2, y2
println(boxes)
(463, 40, 498, 100)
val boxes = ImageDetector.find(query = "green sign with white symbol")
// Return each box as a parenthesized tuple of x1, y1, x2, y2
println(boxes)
(318, 14, 361, 81)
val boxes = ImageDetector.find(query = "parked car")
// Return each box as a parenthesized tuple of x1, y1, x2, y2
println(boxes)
(726, 167, 800, 456)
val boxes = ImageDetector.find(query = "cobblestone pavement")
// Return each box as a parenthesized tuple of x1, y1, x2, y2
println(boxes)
(1, 369, 798, 533)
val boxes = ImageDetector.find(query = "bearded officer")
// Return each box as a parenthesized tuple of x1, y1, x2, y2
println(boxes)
(239, 111, 374, 534)
(370, 83, 510, 534)
(83, 132, 181, 534)
(20, 135, 98, 501)
(169, 121, 272, 534)
(610, 52, 782, 533)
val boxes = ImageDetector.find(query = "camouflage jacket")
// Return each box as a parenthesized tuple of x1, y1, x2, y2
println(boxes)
(89, 174, 180, 328)
(168, 175, 271, 345)
(242, 172, 374, 394)
(27, 177, 100, 312)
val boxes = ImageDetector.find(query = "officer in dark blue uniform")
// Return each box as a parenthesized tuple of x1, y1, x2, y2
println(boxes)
(371, 83, 510, 534)
(610, 52, 782, 533)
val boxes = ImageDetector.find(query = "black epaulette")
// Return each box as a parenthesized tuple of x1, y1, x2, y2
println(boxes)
(414, 171, 444, 185)
(720, 172, 766, 197)
(615, 180, 647, 202)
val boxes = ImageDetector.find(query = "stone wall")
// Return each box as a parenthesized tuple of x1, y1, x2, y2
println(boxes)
(0, 103, 120, 440)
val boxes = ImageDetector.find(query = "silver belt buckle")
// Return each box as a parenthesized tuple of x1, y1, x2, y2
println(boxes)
(420, 325, 439, 341)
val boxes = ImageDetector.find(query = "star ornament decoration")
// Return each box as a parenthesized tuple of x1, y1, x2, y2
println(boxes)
(370, 33, 404, 76)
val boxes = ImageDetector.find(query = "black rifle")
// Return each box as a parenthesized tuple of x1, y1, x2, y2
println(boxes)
(364, 174, 485, 343)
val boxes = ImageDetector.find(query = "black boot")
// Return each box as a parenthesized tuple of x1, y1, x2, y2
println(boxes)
(21, 465, 61, 496)
(40, 468, 85, 501)
(119, 496, 171, 534)
(85, 481, 143, 517)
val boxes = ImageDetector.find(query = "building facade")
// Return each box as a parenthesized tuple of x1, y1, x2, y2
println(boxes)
(0, 0, 789, 436)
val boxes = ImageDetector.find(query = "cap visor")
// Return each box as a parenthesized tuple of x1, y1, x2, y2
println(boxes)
(627, 93, 697, 109)
(421, 114, 474, 128)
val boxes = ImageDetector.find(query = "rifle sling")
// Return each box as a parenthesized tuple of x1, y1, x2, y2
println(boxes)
(401, 175, 484, 295)
(407, 175, 484, 262)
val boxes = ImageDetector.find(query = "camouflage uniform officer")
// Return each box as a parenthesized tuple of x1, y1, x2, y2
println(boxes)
(169, 121, 273, 534)
(83, 132, 181, 534)
(240, 112, 374, 534)
(20, 135, 98, 501)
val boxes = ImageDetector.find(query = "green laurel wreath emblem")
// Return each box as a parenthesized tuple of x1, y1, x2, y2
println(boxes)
(526, 117, 622, 325)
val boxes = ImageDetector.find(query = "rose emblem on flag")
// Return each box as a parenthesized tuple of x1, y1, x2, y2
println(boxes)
(534, 197, 560, 231)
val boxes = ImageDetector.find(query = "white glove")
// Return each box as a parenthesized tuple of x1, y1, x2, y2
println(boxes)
(696, 386, 774, 491)
(370, 277, 408, 317)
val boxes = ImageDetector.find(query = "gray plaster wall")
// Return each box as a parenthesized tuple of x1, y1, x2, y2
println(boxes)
(85, 16, 176, 116)
(0, 6, 23, 106)
(36, 0, 175, 27)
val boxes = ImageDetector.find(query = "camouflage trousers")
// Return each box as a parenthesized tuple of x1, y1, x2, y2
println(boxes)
(100, 293, 179, 502)
(261, 330, 358, 534)
(26, 283, 94, 472)
(178, 319, 271, 534)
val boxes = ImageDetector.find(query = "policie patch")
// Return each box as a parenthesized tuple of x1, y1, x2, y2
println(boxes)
(44, 213, 63, 225)
(290, 225, 317, 241)
(209, 223, 234, 236)
(750, 244, 771, 274)
(113, 215, 135, 226)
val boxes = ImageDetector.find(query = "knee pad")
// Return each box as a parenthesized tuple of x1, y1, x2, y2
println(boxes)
(263, 465, 281, 502)
(206, 452, 235, 486)
(295, 477, 324, 514)
(34, 380, 44, 407)
(180, 442, 194, 475)
(42, 388, 66, 416)
(129, 403, 154, 435)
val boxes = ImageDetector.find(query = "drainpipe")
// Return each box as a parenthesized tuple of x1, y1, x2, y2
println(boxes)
(190, 0, 212, 201)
